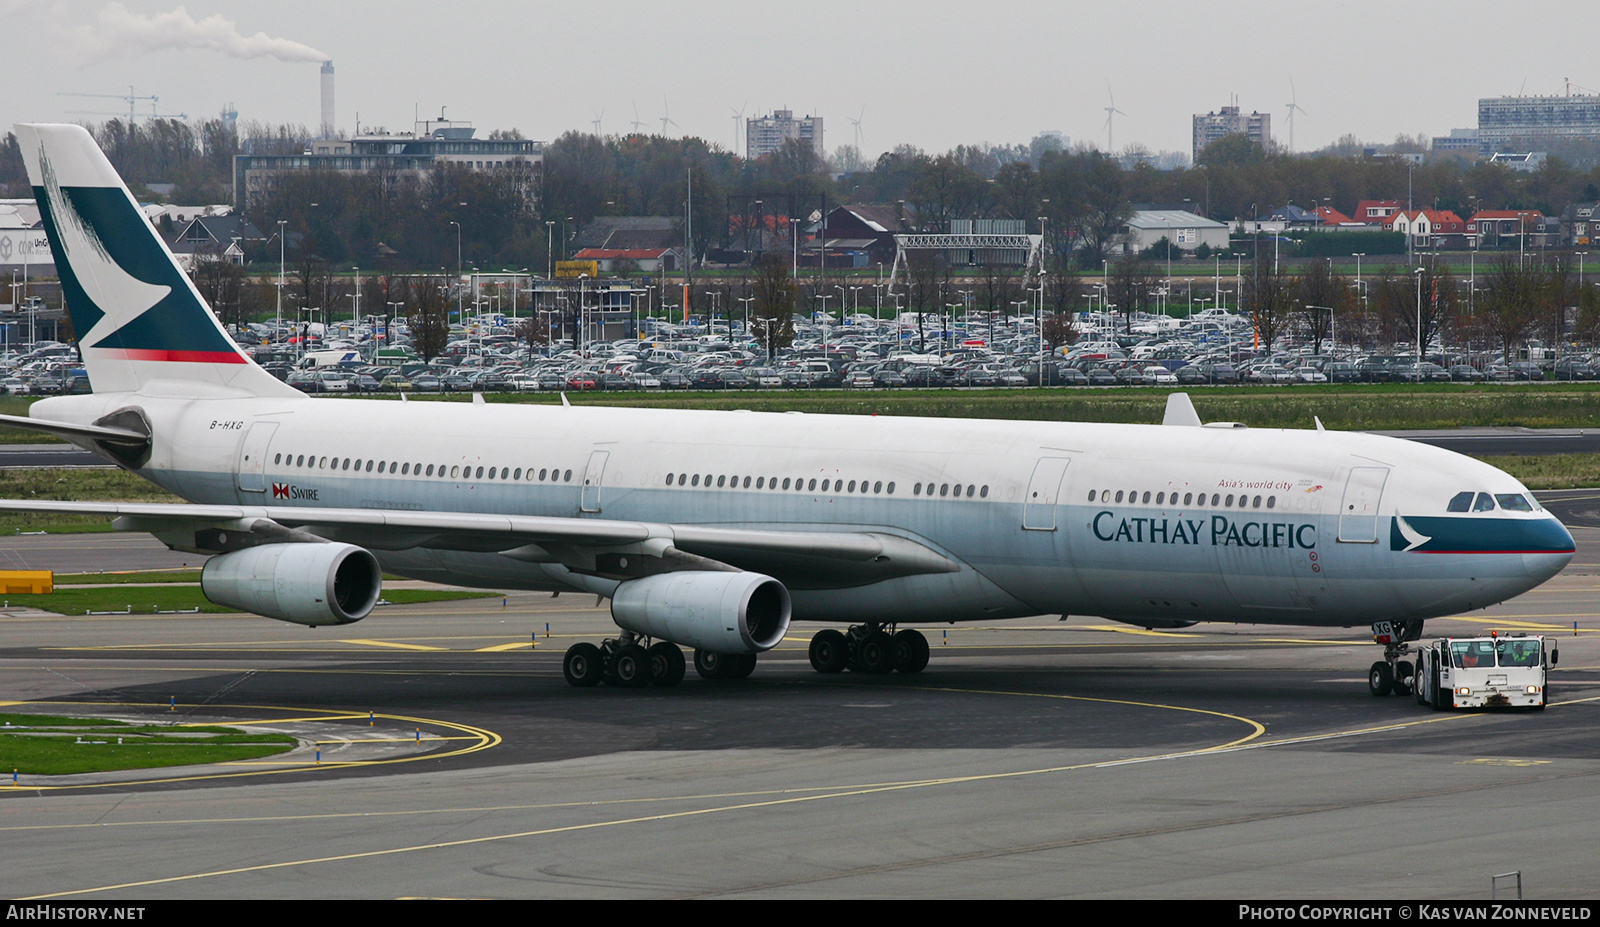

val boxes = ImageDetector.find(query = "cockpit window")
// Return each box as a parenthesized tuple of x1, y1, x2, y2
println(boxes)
(1447, 491, 1473, 512)
(1473, 492, 1497, 512)
(1495, 493, 1534, 512)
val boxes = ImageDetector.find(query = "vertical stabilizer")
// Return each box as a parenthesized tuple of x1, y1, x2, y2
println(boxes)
(16, 123, 298, 397)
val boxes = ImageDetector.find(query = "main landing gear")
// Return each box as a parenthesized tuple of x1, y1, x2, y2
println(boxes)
(562, 634, 759, 688)
(1367, 619, 1424, 697)
(807, 624, 930, 675)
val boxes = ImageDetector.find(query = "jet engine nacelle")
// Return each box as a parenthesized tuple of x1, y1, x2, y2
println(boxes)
(611, 571, 791, 653)
(201, 542, 382, 627)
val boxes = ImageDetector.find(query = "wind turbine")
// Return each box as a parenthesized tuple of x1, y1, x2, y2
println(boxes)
(730, 101, 746, 156)
(660, 95, 678, 137)
(591, 109, 604, 136)
(629, 102, 647, 135)
(850, 106, 866, 153)
(1285, 79, 1308, 153)
(1104, 84, 1127, 153)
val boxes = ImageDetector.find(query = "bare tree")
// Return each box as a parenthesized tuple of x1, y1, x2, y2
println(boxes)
(1242, 253, 1292, 354)
(750, 254, 796, 359)
(1294, 259, 1351, 355)
(406, 275, 452, 362)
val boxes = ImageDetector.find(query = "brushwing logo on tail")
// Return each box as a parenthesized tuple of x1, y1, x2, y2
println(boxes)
(32, 145, 244, 365)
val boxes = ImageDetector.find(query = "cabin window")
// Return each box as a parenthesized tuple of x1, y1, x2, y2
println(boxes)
(401, 463, 410, 475)
(805, 479, 814, 491)
(1141, 491, 1151, 504)
(783, 478, 792, 490)
(296, 455, 304, 467)
(1225, 494, 1234, 506)
(980, 485, 989, 498)
(1155, 492, 1164, 505)
(274, 454, 281, 464)
(938, 483, 948, 497)
(848, 480, 857, 493)
(1252, 495, 1262, 508)
(1087, 490, 1097, 502)
(425, 464, 434, 476)
(666, 473, 675, 485)
(1184, 493, 1192, 505)
(887, 482, 896, 494)
(513, 468, 521, 480)
(821, 479, 831, 492)
(1266, 496, 1276, 509)
(1115, 491, 1124, 503)
(743, 476, 752, 489)
(1211, 494, 1220, 506)
(692, 474, 701, 486)
(565, 470, 572, 482)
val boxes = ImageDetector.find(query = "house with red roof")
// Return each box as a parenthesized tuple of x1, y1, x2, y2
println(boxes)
(1351, 200, 1404, 225)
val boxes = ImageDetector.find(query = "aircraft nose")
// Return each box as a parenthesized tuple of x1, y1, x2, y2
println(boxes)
(1522, 517, 1576, 582)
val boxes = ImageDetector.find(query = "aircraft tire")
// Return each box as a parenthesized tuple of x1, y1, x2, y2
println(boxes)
(1391, 660, 1414, 696)
(809, 629, 849, 673)
(726, 652, 757, 679)
(858, 631, 897, 674)
(647, 642, 686, 687)
(893, 629, 930, 674)
(612, 644, 652, 688)
(694, 648, 736, 680)
(563, 642, 604, 688)
(1368, 661, 1393, 697)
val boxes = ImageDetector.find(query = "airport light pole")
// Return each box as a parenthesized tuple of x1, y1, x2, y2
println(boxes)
(276, 219, 287, 334)
(1414, 266, 1426, 370)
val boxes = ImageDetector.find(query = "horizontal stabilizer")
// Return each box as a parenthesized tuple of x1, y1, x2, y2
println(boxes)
(0, 412, 149, 446)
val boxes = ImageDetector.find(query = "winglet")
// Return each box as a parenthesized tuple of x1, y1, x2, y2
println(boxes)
(1314, 415, 1325, 432)
(1162, 392, 1202, 427)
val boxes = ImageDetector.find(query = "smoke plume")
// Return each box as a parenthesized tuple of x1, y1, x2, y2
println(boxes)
(73, 3, 327, 63)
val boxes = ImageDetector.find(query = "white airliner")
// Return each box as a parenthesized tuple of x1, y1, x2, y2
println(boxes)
(1, 124, 1577, 692)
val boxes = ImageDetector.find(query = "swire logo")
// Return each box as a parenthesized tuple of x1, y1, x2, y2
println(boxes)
(272, 482, 289, 499)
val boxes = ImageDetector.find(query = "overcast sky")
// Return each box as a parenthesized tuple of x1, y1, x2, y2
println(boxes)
(5, 0, 1598, 161)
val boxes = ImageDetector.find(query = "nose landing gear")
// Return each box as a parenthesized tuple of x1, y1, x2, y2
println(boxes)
(1368, 619, 1424, 697)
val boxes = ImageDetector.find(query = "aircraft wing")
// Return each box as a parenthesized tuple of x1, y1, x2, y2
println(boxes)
(0, 500, 958, 588)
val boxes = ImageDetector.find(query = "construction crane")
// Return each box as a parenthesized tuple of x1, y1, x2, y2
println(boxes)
(59, 87, 186, 125)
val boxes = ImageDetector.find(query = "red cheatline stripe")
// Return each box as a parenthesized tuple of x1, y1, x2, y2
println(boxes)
(96, 348, 248, 364)
(1417, 549, 1576, 555)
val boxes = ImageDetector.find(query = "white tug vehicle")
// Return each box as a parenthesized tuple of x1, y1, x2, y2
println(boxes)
(1405, 630, 1557, 710)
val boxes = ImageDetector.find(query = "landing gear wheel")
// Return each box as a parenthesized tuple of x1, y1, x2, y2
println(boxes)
(725, 652, 757, 679)
(693, 648, 727, 679)
(856, 631, 897, 674)
(1392, 660, 1414, 697)
(647, 642, 686, 687)
(611, 644, 651, 688)
(1368, 661, 1394, 697)
(809, 629, 850, 673)
(893, 629, 930, 674)
(563, 642, 604, 688)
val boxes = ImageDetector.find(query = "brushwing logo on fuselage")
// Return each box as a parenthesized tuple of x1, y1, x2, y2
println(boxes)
(31, 147, 244, 365)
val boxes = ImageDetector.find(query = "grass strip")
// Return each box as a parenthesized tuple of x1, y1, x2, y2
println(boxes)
(0, 711, 298, 774)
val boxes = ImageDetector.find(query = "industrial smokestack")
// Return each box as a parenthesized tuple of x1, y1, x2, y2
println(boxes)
(320, 60, 335, 138)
